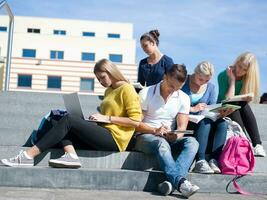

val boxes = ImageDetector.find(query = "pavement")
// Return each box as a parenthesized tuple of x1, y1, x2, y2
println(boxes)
(0, 187, 266, 200)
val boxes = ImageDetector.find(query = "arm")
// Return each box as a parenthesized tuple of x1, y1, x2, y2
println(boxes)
(217, 70, 230, 102)
(136, 120, 169, 137)
(165, 113, 189, 141)
(190, 103, 207, 113)
(137, 60, 145, 86)
(225, 67, 236, 99)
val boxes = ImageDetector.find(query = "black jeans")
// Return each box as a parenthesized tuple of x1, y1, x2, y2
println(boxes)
(35, 114, 119, 152)
(227, 101, 262, 147)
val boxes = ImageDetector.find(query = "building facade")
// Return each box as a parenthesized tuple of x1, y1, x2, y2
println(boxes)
(0, 16, 137, 95)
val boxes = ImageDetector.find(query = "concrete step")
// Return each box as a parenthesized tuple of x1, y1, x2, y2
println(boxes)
(0, 187, 266, 200)
(0, 146, 159, 171)
(0, 145, 267, 173)
(0, 166, 266, 194)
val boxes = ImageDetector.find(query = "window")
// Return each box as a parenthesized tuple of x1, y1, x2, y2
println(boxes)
(53, 30, 66, 35)
(80, 78, 94, 92)
(17, 75, 32, 87)
(81, 52, 95, 61)
(0, 26, 7, 32)
(22, 49, 36, 58)
(82, 32, 95, 37)
(108, 33, 120, 38)
(109, 54, 123, 63)
(47, 76, 61, 89)
(50, 50, 64, 59)
(27, 28, 40, 33)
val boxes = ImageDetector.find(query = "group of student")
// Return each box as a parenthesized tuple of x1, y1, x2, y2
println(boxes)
(1, 29, 266, 198)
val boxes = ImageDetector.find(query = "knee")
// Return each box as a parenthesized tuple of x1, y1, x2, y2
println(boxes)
(184, 137, 199, 152)
(153, 138, 171, 153)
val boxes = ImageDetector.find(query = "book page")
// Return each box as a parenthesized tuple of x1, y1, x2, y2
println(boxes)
(189, 114, 205, 123)
(222, 92, 254, 103)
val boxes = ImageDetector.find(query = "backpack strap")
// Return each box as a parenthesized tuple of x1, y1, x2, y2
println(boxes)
(226, 175, 252, 195)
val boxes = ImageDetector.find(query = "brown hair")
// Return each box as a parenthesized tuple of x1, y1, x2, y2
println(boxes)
(140, 29, 160, 46)
(166, 64, 187, 83)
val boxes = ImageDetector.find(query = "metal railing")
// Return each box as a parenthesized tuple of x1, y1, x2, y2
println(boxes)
(0, 0, 14, 91)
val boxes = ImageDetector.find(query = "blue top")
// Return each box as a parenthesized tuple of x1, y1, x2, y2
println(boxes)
(137, 55, 174, 86)
(181, 75, 217, 108)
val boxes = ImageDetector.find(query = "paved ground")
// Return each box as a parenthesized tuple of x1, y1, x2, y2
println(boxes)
(0, 187, 266, 200)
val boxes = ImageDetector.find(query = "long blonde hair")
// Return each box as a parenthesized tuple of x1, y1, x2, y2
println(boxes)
(94, 59, 128, 83)
(233, 52, 260, 103)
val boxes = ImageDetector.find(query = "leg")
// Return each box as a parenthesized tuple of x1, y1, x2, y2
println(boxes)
(211, 119, 227, 160)
(239, 103, 262, 146)
(35, 114, 118, 154)
(191, 119, 212, 161)
(170, 137, 199, 187)
(134, 134, 179, 186)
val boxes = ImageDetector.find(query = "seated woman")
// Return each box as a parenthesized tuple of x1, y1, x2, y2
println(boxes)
(182, 61, 228, 174)
(217, 52, 266, 157)
(1, 59, 142, 168)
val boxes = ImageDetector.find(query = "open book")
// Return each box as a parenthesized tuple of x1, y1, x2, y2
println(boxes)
(222, 92, 254, 103)
(189, 104, 241, 123)
(131, 82, 144, 90)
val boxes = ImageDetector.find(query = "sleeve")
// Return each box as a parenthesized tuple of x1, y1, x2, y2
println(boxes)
(179, 93, 190, 114)
(138, 87, 149, 111)
(165, 56, 174, 72)
(207, 83, 217, 105)
(137, 60, 145, 86)
(122, 84, 142, 122)
(217, 70, 228, 103)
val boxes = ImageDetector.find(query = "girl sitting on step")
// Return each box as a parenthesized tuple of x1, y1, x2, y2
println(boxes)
(1, 59, 142, 168)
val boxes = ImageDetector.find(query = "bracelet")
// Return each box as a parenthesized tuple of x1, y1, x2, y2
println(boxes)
(109, 116, 112, 122)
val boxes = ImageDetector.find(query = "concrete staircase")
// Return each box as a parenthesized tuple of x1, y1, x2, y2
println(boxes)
(0, 91, 267, 194)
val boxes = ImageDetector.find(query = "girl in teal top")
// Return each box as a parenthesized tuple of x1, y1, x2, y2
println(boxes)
(217, 52, 266, 157)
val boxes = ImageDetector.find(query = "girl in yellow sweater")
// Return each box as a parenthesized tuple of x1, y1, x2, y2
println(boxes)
(1, 59, 142, 168)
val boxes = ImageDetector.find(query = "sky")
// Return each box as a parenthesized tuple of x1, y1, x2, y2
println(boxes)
(1, 0, 267, 94)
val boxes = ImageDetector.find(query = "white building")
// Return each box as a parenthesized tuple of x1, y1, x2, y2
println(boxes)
(0, 15, 137, 94)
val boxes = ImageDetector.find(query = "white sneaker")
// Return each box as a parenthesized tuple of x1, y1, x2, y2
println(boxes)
(158, 181, 173, 196)
(49, 152, 81, 168)
(1, 150, 34, 167)
(208, 159, 221, 174)
(193, 160, 214, 174)
(254, 144, 266, 157)
(179, 180, 200, 198)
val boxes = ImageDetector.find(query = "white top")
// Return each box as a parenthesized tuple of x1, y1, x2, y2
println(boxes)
(139, 82, 190, 130)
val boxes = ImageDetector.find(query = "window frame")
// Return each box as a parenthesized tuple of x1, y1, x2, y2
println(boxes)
(22, 49, 36, 58)
(109, 54, 123, 63)
(80, 77, 95, 92)
(47, 76, 62, 90)
(17, 74, 32, 88)
(50, 50, 64, 60)
(81, 52, 95, 61)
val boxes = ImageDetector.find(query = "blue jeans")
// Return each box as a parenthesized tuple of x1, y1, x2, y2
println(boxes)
(188, 118, 227, 161)
(134, 134, 198, 189)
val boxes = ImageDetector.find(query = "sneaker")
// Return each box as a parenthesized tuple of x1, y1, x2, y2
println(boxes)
(1, 150, 34, 167)
(179, 180, 200, 198)
(208, 159, 221, 174)
(49, 152, 81, 168)
(193, 160, 214, 174)
(158, 181, 173, 196)
(254, 144, 266, 157)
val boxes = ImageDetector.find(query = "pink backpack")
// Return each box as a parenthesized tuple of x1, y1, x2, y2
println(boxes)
(219, 118, 255, 195)
(219, 136, 255, 175)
